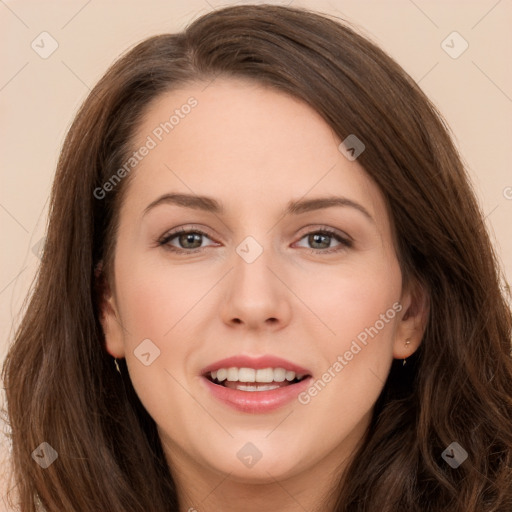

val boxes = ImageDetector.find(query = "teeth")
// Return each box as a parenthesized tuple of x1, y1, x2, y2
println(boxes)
(209, 367, 306, 383)
(232, 383, 280, 392)
(238, 368, 255, 382)
(256, 368, 274, 382)
(273, 368, 286, 382)
(227, 367, 238, 381)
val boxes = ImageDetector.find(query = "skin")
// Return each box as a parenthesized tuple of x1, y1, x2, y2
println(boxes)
(100, 78, 427, 512)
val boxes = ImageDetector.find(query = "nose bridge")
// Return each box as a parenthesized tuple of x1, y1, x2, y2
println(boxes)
(233, 233, 277, 295)
(222, 232, 291, 328)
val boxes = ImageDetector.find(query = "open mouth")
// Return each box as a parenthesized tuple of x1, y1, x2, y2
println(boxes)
(205, 367, 310, 392)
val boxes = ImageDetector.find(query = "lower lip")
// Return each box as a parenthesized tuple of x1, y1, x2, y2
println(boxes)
(201, 376, 312, 413)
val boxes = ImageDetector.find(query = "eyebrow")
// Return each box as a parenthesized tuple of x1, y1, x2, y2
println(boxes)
(143, 193, 374, 223)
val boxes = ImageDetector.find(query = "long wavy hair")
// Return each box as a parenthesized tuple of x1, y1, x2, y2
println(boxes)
(3, 4, 512, 511)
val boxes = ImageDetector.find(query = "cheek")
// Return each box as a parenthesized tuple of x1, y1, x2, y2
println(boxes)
(114, 258, 211, 340)
(298, 256, 402, 407)
(304, 256, 402, 344)
(111, 260, 196, 411)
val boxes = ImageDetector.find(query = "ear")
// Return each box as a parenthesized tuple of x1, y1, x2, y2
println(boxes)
(95, 261, 126, 359)
(393, 278, 429, 360)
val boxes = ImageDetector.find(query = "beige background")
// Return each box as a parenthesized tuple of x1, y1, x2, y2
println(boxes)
(1, 0, 511, 508)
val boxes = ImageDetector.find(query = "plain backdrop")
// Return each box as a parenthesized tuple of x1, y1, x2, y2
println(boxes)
(1, 0, 511, 508)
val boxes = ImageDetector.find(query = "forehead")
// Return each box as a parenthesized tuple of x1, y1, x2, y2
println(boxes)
(121, 77, 387, 225)
(136, 77, 338, 167)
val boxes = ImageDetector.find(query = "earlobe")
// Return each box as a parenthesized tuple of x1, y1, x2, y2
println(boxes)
(95, 261, 126, 359)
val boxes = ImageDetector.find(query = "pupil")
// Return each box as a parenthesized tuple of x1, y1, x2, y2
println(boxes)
(180, 233, 201, 248)
(310, 233, 329, 249)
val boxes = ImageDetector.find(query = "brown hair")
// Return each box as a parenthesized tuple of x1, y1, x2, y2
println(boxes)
(3, 4, 512, 511)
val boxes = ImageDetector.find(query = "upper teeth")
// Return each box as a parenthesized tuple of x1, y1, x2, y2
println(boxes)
(210, 367, 304, 383)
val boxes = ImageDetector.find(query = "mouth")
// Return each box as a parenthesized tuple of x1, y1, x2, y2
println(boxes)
(205, 367, 309, 392)
(200, 355, 313, 413)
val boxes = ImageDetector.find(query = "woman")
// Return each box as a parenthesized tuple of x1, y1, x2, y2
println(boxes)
(3, 4, 511, 511)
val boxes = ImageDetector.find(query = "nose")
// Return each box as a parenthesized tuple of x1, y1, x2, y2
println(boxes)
(220, 239, 292, 331)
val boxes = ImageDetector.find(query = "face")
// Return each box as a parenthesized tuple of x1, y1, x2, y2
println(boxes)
(100, 78, 422, 486)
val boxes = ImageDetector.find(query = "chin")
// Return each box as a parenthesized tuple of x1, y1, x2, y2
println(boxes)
(193, 436, 308, 483)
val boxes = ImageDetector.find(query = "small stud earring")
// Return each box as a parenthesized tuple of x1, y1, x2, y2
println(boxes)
(403, 339, 411, 366)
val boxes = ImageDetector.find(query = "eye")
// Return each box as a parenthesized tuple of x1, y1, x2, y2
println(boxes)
(157, 225, 352, 255)
(158, 227, 218, 253)
(294, 227, 353, 254)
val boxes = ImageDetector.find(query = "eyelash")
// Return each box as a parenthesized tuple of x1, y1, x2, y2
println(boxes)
(157, 225, 353, 255)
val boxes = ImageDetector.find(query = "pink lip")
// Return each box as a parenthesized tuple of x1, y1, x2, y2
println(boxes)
(200, 355, 311, 375)
(200, 354, 313, 413)
(200, 375, 313, 413)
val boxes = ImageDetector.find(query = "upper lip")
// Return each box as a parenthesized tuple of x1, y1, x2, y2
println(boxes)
(201, 355, 312, 376)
